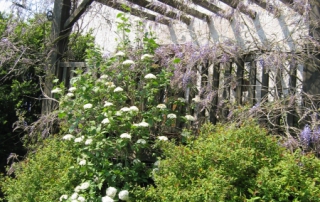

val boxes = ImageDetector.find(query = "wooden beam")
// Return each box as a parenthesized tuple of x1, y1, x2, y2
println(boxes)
(96, 0, 170, 25)
(127, 0, 191, 25)
(188, 0, 223, 16)
(219, 0, 256, 19)
(64, 0, 94, 30)
(157, 0, 211, 22)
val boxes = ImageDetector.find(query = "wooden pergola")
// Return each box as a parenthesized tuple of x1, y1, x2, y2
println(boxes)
(42, 0, 320, 114)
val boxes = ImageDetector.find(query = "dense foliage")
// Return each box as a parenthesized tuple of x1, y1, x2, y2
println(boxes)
(136, 120, 320, 201)
(1, 138, 80, 202)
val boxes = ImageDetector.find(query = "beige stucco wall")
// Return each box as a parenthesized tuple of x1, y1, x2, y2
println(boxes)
(80, 0, 309, 54)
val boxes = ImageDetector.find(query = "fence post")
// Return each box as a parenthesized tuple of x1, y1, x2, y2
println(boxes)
(210, 64, 220, 124)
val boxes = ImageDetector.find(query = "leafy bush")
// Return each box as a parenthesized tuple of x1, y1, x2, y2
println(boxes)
(1, 138, 80, 202)
(134, 120, 320, 201)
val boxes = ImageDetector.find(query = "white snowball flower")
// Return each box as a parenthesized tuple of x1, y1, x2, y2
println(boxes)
(192, 96, 201, 103)
(158, 136, 168, 141)
(144, 73, 157, 79)
(105, 82, 115, 87)
(59, 194, 68, 201)
(83, 103, 93, 109)
(74, 186, 81, 193)
(185, 115, 196, 121)
(137, 139, 147, 144)
(71, 193, 78, 199)
(141, 54, 154, 60)
(129, 106, 139, 112)
(154, 160, 160, 167)
(78, 196, 85, 202)
(138, 121, 149, 127)
(104, 101, 113, 107)
(120, 107, 130, 112)
(118, 190, 129, 201)
(62, 134, 74, 140)
(178, 97, 186, 103)
(51, 88, 62, 94)
(100, 75, 109, 79)
(122, 60, 135, 65)
(68, 87, 76, 92)
(71, 200, 78, 202)
(102, 196, 114, 202)
(167, 113, 177, 119)
(106, 187, 117, 198)
(133, 159, 141, 164)
(114, 87, 123, 92)
(156, 104, 166, 109)
(74, 136, 84, 143)
(115, 111, 122, 116)
(114, 51, 125, 57)
(85, 139, 93, 145)
(102, 118, 110, 124)
(80, 182, 90, 190)
(66, 93, 74, 97)
(79, 159, 86, 166)
(120, 133, 131, 139)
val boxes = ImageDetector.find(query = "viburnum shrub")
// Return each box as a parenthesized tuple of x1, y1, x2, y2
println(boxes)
(51, 13, 191, 201)
(134, 120, 320, 201)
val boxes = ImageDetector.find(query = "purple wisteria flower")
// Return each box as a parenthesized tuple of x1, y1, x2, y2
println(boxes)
(300, 125, 311, 146)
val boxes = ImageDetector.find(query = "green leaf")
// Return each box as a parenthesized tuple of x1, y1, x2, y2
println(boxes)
(173, 58, 181, 64)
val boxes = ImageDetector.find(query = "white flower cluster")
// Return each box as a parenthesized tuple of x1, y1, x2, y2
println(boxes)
(114, 51, 125, 57)
(167, 113, 177, 119)
(62, 134, 74, 140)
(144, 73, 156, 79)
(156, 104, 166, 109)
(51, 88, 62, 94)
(122, 60, 135, 65)
(120, 133, 131, 139)
(158, 136, 168, 141)
(185, 115, 196, 121)
(133, 121, 149, 127)
(102, 187, 130, 202)
(136, 139, 147, 144)
(83, 103, 93, 109)
(104, 101, 113, 107)
(120, 106, 139, 112)
(141, 54, 154, 60)
(113, 87, 123, 92)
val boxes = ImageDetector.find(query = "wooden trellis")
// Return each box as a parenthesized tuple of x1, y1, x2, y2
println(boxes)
(42, 0, 320, 114)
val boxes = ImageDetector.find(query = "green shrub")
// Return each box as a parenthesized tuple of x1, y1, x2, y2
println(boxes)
(1, 138, 80, 202)
(134, 120, 320, 201)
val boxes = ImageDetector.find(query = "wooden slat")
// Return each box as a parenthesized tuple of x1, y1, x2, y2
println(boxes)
(64, 0, 94, 29)
(222, 62, 231, 119)
(96, 0, 170, 25)
(219, 0, 256, 19)
(235, 60, 244, 105)
(261, 65, 269, 99)
(128, 0, 191, 25)
(157, 0, 211, 22)
(210, 64, 220, 124)
(59, 62, 87, 68)
(192, 0, 224, 16)
(248, 60, 256, 105)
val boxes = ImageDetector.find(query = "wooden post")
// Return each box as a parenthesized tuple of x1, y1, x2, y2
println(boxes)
(248, 60, 256, 105)
(210, 64, 220, 124)
(42, 0, 93, 114)
(235, 60, 244, 105)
